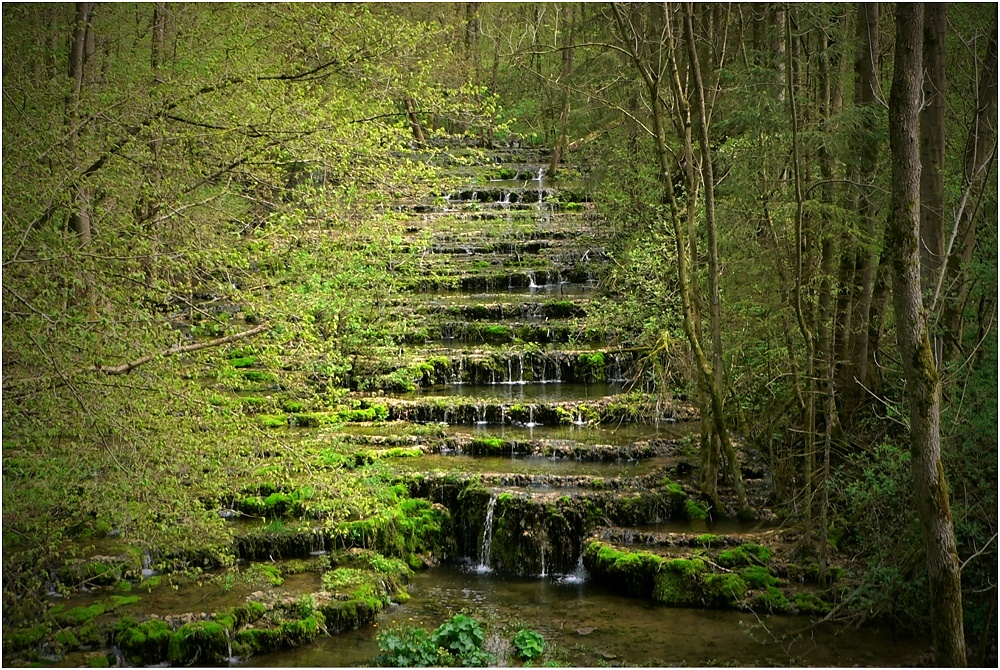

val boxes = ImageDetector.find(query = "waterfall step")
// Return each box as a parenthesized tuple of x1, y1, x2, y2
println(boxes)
(412, 300, 588, 321)
(336, 421, 697, 449)
(379, 394, 698, 426)
(401, 319, 603, 345)
(357, 349, 638, 389)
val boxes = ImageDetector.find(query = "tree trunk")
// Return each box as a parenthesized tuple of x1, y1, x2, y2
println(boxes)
(67, 2, 95, 245)
(151, 2, 166, 70)
(404, 97, 425, 147)
(939, 9, 998, 359)
(684, 2, 744, 507)
(888, 6, 967, 666)
(548, 3, 575, 178)
(843, 2, 881, 413)
(919, 4, 947, 293)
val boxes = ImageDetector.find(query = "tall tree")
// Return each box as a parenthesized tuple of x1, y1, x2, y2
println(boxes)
(887, 5, 967, 666)
(919, 4, 947, 293)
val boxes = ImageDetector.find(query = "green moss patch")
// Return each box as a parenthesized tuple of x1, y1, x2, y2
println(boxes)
(717, 543, 772, 567)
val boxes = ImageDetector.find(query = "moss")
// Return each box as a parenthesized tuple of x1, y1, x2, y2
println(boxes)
(89, 656, 111, 667)
(259, 414, 287, 428)
(117, 619, 172, 666)
(241, 370, 273, 383)
(233, 627, 282, 657)
(685, 498, 709, 521)
(653, 559, 706, 606)
(695, 534, 720, 546)
(754, 586, 792, 613)
(7, 624, 49, 650)
(740, 565, 778, 589)
(55, 629, 81, 651)
(717, 543, 772, 567)
(230, 356, 256, 368)
(662, 479, 686, 498)
(54, 603, 105, 626)
(702, 573, 748, 607)
(794, 592, 832, 615)
(470, 436, 507, 455)
(280, 399, 306, 413)
(167, 621, 230, 666)
(291, 413, 321, 427)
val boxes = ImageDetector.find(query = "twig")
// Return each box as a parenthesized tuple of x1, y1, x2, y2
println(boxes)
(84, 323, 268, 376)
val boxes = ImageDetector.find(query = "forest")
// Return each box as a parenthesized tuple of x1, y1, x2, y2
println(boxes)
(2, 2, 996, 667)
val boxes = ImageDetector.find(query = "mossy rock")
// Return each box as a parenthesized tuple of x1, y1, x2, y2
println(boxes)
(652, 559, 706, 606)
(717, 543, 772, 568)
(684, 498, 709, 521)
(740, 565, 778, 589)
(167, 621, 230, 666)
(53, 603, 105, 626)
(117, 619, 172, 666)
(702, 573, 748, 607)
(7, 624, 49, 651)
(794, 592, 832, 615)
(754, 586, 792, 613)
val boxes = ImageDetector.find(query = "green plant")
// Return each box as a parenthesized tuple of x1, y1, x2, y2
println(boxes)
(512, 629, 546, 660)
(376, 627, 443, 667)
(430, 614, 488, 662)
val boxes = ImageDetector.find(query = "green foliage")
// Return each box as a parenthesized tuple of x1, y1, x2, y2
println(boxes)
(512, 629, 546, 660)
(376, 614, 492, 667)
(430, 614, 489, 664)
(376, 627, 444, 667)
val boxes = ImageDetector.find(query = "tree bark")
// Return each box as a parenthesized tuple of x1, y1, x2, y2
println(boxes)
(684, 2, 743, 507)
(548, 3, 575, 178)
(404, 97, 425, 147)
(888, 5, 967, 666)
(919, 4, 947, 293)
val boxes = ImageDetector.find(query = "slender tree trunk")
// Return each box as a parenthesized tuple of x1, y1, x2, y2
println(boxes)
(548, 3, 575, 177)
(684, 2, 744, 506)
(939, 10, 998, 359)
(785, 7, 817, 525)
(612, 1, 746, 513)
(67, 2, 95, 245)
(404, 97, 425, 147)
(919, 4, 947, 293)
(888, 6, 967, 666)
(849, 2, 882, 401)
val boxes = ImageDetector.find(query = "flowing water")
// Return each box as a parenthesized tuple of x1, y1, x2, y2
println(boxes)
(250, 565, 923, 667)
(397, 381, 627, 401)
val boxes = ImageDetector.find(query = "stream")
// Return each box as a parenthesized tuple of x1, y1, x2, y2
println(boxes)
(252, 565, 922, 667)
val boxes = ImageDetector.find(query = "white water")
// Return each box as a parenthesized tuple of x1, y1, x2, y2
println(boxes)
(476, 495, 498, 573)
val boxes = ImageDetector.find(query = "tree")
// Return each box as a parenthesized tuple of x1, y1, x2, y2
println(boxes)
(887, 4, 966, 665)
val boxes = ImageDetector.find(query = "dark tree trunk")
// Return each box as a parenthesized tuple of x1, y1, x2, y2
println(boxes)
(888, 5, 967, 667)
(919, 4, 947, 292)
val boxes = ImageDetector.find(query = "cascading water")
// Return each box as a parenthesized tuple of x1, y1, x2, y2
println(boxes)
(476, 495, 498, 573)
(310, 533, 327, 556)
(141, 552, 155, 578)
(558, 551, 589, 585)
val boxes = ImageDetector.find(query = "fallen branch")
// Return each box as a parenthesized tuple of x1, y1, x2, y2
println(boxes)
(85, 323, 269, 376)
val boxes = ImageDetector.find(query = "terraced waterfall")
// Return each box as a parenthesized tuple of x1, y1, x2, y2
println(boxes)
(29, 146, 924, 668)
